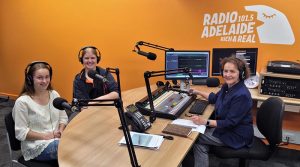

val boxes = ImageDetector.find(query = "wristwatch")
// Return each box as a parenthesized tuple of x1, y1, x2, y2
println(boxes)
(206, 120, 210, 126)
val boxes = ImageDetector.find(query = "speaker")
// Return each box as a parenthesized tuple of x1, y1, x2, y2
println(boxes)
(206, 77, 220, 87)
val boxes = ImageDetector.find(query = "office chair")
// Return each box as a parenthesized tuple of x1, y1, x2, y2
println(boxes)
(210, 97, 285, 167)
(4, 112, 59, 167)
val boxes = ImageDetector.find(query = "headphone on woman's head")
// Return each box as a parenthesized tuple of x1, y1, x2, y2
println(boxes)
(77, 46, 101, 64)
(236, 58, 246, 80)
(24, 61, 53, 85)
(221, 57, 246, 80)
(239, 66, 246, 80)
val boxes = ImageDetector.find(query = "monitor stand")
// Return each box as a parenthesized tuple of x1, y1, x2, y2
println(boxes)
(192, 78, 207, 85)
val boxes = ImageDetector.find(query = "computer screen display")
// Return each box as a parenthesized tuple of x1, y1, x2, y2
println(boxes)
(211, 48, 258, 76)
(165, 51, 210, 80)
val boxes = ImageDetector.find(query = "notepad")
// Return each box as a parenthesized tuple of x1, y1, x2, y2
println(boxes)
(172, 119, 206, 134)
(162, 124, 192, 137)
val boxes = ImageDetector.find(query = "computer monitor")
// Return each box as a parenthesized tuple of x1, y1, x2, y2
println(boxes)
(165, 50, 210, 81)
(211, 48, 258, 76)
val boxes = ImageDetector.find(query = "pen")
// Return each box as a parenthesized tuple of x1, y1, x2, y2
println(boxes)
(159, 134, 174, 140)
(144, 132, 174, 140)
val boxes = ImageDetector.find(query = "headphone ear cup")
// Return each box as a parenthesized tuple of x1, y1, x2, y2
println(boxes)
(26, 75, 33, 85)
(78, 49, 83, 64)
(240, 70, 246, 80)
(240, 64, 246, 80)
(96, 48, 101, 63)
(97, 55, 101, 63)
(49, 68, 52, 81)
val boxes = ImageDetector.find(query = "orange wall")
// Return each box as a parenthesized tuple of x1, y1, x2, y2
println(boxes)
(0, 0, 299, 101)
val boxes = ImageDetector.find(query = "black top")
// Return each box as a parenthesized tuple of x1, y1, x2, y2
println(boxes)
(73, 66, 119, 100)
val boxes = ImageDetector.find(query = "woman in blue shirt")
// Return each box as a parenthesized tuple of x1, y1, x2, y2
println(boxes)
(189, 56, 253, 167)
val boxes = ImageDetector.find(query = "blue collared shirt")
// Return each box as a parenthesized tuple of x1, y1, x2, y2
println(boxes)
(208, 81, 253, 149)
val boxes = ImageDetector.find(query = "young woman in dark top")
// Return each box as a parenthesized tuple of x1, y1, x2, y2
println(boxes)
(189, 56, 253, 167)
(73, 46, 119, 100)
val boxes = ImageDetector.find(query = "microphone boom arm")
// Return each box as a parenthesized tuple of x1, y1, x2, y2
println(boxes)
(106, 67, 122, 98)
(133, 41, 174, 61)
(135, 41, 174, 52)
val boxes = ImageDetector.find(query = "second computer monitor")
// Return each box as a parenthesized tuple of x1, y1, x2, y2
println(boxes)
(165, 50, 210, 80)
(211, 48, 258, 76)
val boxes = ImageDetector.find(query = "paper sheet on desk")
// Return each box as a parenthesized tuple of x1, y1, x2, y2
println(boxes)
(119, 132, 164, 150)
(172, 119, 206, 134)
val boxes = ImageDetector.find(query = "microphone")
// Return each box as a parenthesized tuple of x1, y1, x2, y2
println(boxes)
(137, 50, 157, 60)
(88, 70, 108, 83)
(183, 67, 193, 79)
(53, 97, 79, 113)
(188, 73, 193, 79)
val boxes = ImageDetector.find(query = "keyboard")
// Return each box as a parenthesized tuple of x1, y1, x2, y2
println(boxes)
(189, 99, 209, 115)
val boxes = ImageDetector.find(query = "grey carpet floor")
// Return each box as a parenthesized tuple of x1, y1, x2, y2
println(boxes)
(0, 99, 299, 167)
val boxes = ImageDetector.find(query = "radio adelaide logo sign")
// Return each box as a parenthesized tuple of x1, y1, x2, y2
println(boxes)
(201, 5, 295, 45)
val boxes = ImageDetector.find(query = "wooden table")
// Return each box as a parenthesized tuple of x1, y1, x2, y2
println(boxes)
(58, 86, 217, 167)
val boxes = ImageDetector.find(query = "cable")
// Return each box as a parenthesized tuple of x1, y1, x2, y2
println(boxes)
(48, 91, 58, 155)
(48, 92, 55, 137)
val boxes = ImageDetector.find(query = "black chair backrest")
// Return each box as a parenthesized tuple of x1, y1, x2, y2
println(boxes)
(257, 97, 284, 147)
(4, 112, 21, 151)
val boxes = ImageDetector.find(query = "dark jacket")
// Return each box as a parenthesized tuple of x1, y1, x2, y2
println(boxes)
(208, 81, 253, 149)
(73, 66, 119, 100)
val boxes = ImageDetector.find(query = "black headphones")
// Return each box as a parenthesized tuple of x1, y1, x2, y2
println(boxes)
(77, 46, 101, 64)
(221, 58, 246, 80)
(25, 61, 52, 85)
(239, 66, 246, 80)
